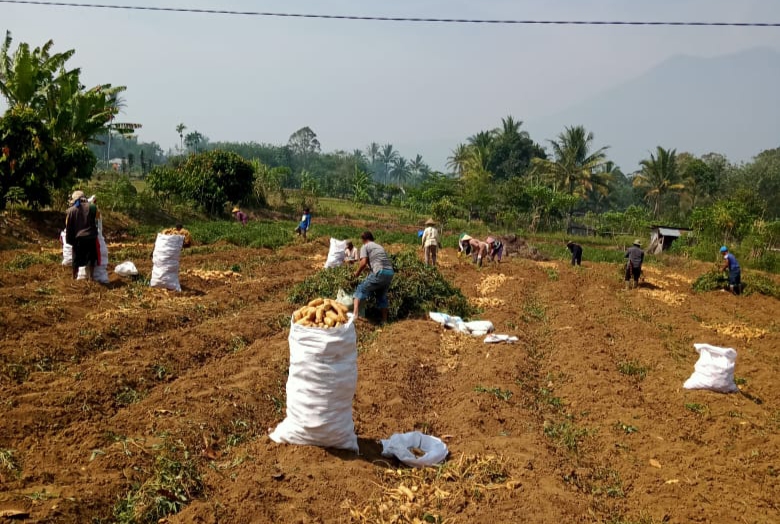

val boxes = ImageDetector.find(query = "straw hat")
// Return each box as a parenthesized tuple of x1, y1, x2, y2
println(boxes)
(633, 239, 642, 246)
(425, 218, 436, 226)
(232, 206, 240, 213)
(71, 190, 85, 204)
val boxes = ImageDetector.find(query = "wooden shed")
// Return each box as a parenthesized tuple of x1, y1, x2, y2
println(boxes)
(648, 225, 691, 255)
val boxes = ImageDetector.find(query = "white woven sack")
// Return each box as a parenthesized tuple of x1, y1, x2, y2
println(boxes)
(381, 432, 449, 468)
(61, 230, 73, 266)
(683, 343, 738, 393)
(270, 318, 358, 452)
(150, 233, 184, 292)
(325, 238, 348, 268)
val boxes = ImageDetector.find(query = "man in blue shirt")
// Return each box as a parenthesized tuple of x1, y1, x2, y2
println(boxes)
(295, 207, 312, 240)
(720, 246, 741, 295)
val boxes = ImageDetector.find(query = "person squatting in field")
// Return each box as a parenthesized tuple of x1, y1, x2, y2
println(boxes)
(65, 190, 99, 280)
(720, 246, 742, 295)
(458, 234, 489, 267)
(566, 240, 583, 266)
(421, 218, 441, 267)
(624, 239, 644, 290)
(353, 231, 394, 324)
(295, 208, 312, 240)
(485, 236, 504, 264)
(344, 241, 359, 265)
(232, 206, 248, 226)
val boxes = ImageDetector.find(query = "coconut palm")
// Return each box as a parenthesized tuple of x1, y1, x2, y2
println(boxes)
(634, 146, 684, 218)
(176, 123, 186, 152)
(531, 125, 609, 198)
(468, 130, 494, 152)
(409, 154, 428, 183)
(379, 144, 399, 185)
(447, 143, 470, 177)
(391, 156, 411, 187)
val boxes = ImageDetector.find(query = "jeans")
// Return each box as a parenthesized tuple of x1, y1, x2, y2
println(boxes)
(354, 270, 394, 309)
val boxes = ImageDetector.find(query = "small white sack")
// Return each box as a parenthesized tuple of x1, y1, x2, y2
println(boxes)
(381, 432, 449, 468)
(459, 320, 495, 337)
(484, 334, 519, 344)
(683, 343, 738, 393)
(115, 261, 139, 277)
(336, 289, 354, 308)
(270, 318, 359, 452)
(325, 238, 348, 268)
(150, 233, 184, 292)
(60, 230, 73, 266)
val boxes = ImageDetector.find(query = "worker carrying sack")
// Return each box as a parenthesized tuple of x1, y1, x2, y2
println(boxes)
(325, 238, 348, 268)
(683, 343, 738, 393)
(150, 233, 184, 292)
(270, 317, 359, 452)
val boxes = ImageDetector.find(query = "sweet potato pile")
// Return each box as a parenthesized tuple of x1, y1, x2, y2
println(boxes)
(293, 298, 350, 328)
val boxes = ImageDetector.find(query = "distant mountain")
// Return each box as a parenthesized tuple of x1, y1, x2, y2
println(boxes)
(526, 47, 780, 171)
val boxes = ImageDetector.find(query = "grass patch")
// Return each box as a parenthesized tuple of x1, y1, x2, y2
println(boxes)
(685, 402, 708, 415)
(474, 386, 513, 402)
(544, 267, 559, 281)
(613, 421, 639, 434)
(113, 440, 203, 524)
(0, 448, 20, 477)
(617, 360, 649, 381)
(522, 298, 547, 323)
(115, 387, 145, 407)
(544, 419, 591, 454)
(346, 454, 515, 524)
(288, 250, 476, 320)
(4, 252, 59, 271)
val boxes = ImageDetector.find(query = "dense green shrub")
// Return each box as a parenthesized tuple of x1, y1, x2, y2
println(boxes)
(288, 250, 476, 320)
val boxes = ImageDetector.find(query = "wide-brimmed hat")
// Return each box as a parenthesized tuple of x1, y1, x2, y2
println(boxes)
(232, 206, 240, 213)
(633, 239, 642, 246)
(425, 218, 436, 226)
(71, 190, 85, 204)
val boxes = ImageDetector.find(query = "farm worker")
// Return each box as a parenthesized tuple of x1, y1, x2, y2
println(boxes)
(624, 239, 644, 290)
(295, 207, 312, 240)
(175, 224, 192, 248)
(353, 231, 394, 324)
(65, 190, 99, 280)
(232, 207, 248, 226)
(421, 218, 441, 267)
(720, 246, 741, 295)
(344, 241, 359, 265)
(486, 236, 504, 264)
(457, 234, 472, 257)
(458, 234, 488, 266)
(566, 240, 583, 266)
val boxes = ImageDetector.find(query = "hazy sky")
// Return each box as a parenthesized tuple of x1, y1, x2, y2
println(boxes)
(2, 0, 780, 168)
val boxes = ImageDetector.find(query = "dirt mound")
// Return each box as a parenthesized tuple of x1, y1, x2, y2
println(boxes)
(0, 238, 778, 523)
(499, 234, 548, 261)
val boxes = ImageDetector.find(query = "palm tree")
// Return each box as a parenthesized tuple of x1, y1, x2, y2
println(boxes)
(379, 144, 399, 185)
(633, 146, 684, 218)
(409, 154, 428, 183)
(366, 142, 380, 166)
(468, 130, 494, 152)
(447, 143, 471, 177)
(391, 157, 411, 187)
(176, 123, 186, 152)
(498, 115, 523, 138)
(531, 125, 609, 197)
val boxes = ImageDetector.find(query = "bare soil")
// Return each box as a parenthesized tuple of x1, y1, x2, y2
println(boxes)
(1, 232, 779, 523)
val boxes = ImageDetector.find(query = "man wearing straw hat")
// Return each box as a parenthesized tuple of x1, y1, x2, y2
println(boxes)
(421, 218, 441, 267)
(65, 190, 99, 280)
(232, 206, 248, 226)
(624, 239, 645, 290)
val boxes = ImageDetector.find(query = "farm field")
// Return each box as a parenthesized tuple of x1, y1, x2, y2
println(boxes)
(0, 222, 779, 524)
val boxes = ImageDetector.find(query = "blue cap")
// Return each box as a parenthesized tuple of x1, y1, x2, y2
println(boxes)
(720, 246, 728, 253)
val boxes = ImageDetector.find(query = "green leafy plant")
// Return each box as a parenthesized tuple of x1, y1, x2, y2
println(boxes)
(617, 360, 649, 381)
(474, 386, 513, 402)
(543, 420, 592, 454)
(685, 402, 708, 415)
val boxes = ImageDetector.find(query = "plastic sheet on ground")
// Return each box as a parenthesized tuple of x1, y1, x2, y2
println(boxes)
(429, 312, 494, 337)
(484, 334, 519, 344)
(683, 343, 738, 393)
(381, 432, 449, 468)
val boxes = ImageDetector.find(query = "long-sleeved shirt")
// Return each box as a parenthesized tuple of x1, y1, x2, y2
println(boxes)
(421, 226, 440, 248)
(234, 211, 248, 226)
(299, 213, 312, 231)
(65, 202, 98, 245)
(567, 243, 583, 258)
(625, 246, 644, 268)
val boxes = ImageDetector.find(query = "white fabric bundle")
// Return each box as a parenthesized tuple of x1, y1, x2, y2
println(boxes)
(325, 238, 348, 268)
(150, 233, 184, 292)
(381, 432, 449, 468)
(60, 230, 73, 266)
(270, 318, 359, 452)
(683, 343, 738, 393)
